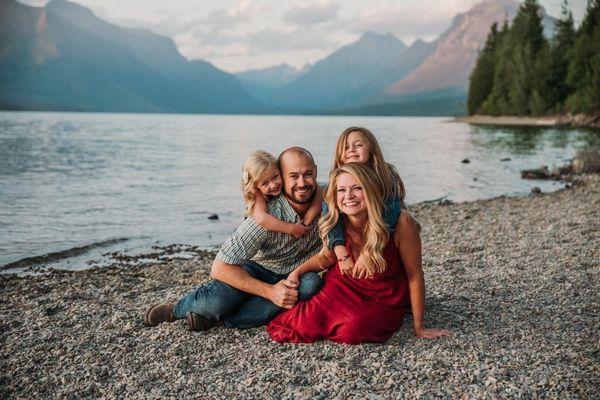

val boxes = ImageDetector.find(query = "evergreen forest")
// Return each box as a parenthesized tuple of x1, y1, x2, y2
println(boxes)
(468, 0, 600, 116)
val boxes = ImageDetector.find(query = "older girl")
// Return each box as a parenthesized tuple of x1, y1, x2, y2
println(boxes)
(327, 127, 411, 278)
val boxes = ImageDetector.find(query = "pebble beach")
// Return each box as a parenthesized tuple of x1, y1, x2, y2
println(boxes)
(1, 175, 598, 399)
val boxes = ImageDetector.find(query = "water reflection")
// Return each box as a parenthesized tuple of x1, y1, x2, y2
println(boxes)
(468, 125, 600, 154)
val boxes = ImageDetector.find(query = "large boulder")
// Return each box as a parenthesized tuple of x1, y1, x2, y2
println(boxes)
(572, 151, 600, 174)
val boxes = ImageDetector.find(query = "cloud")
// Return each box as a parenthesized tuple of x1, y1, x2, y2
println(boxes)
(113, 15, 198, 37)
(353, 0, 476, 42)
(247, 28, 337, 52)
(175, 26, 248, 60)
(174, 0, 264, 60)
(203, 0, 262, 27)
(16, 0, 50, 7)
(283, 1, 340, 26)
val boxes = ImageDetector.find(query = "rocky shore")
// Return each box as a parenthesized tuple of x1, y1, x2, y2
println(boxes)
(1, 176, 599, 399)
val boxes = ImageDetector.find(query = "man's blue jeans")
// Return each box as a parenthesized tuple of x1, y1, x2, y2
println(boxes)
(173, 261, 323, 329)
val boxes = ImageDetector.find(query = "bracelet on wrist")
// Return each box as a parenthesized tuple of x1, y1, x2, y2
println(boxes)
(337, 254, 351, 263)
(317, 253, 328, 270)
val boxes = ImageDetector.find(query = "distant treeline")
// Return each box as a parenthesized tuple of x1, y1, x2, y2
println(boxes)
(468, 0, 600, 116)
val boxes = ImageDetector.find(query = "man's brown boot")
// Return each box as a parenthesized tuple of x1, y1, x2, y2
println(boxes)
(186, 312, 223, 331)
(143, 304, 176, 327)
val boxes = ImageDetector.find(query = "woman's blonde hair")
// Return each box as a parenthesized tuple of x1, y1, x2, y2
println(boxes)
(241, 150, 277, 216)
(319, 163, 390, 276)
(333, 127, 406, 202)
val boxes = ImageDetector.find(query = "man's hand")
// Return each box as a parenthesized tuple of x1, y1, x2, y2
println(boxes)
(267, 280, 298, 309)
(287, 268, 302, 286)
(289, 221, 309, 238)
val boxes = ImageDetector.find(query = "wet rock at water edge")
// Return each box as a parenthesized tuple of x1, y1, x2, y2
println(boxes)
(521, 151, 599, 182)
(521, 166, 550, 180)
(551, 165, 573, 180)
(531, 186, 542, 194)
(207, 214, 219, 220)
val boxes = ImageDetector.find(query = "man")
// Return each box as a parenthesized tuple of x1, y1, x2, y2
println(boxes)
(143, 147, 323, 331)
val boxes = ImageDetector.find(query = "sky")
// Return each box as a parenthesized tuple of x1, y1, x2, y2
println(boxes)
(19, 0, 588, 73)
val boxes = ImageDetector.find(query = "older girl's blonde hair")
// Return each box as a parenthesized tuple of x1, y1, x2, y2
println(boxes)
(241, 150, 277, 216)
(333, 127, 406, 202)
(319, 163, 390, 276)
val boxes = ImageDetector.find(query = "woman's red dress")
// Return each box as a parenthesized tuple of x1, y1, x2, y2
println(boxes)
(267, 238, 410, 344)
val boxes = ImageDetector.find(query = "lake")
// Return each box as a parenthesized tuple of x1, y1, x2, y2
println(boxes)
(1, 111, 598, 272)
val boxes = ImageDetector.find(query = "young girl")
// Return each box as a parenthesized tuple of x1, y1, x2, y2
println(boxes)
(242, 150, 322, 237)
(326, 127, 412, 277)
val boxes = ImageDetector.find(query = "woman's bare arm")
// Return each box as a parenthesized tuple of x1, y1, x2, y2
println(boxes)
(287, 246, 336, 284)
(395, 211, 452, 339)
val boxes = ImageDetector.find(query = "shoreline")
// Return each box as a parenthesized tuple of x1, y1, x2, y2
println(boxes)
(1, 175, 598, 398)
(1, 182, 572, 275)
(453, 114, 600, 129)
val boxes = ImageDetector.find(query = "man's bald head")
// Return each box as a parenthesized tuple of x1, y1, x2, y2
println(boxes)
(277, 147, 315, 169)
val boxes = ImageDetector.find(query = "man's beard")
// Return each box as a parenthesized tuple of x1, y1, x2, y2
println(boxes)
(284, 185, 314, 205)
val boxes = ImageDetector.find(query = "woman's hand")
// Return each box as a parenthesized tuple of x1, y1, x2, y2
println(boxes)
(351, 256, 371, 279)
(415, 327, 453, 339)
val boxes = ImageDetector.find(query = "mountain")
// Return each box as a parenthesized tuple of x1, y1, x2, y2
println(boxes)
(234, 64, 305, 105)
(274, 32, 409, 110)
(239, 0, 556, 115)
(0, 0, 261, 113)
(235, 64, 305, 87)
(386, 0, 555, 97)
(1, 0, 563, 116)
(351, 38, 437, 106)
(319, 88, 468, 116)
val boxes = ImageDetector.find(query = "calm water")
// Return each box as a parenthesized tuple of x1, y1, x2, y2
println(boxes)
(1, 111, 598, 271)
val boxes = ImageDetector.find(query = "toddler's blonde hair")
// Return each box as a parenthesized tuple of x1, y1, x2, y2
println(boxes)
(241, 150, 277, 216)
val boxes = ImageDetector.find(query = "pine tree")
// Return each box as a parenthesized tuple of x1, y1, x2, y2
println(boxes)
(478, 0, 551, 116)
(567, 0, 600, 114)
(480, 20, 511, 115)
(531, 42, 552, 115)
(548, 0, 576, 111)
(468, 23, 499, 114)
(509, 0, 548, 115)
(508, 41, 533, 115)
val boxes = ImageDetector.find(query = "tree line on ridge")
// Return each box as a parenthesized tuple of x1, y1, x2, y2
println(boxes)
(468, 0, 600, 117)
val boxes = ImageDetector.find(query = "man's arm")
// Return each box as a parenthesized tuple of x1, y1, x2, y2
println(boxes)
(211, 217, 299, 309)
(210, 259, 298, 309)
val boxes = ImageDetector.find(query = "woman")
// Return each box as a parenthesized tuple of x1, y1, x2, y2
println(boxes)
(267, 163, 451, 344)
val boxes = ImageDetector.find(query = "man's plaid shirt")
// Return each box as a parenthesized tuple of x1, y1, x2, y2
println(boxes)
(216, 194, 322, 275)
